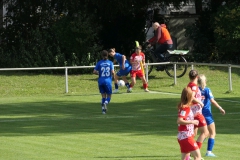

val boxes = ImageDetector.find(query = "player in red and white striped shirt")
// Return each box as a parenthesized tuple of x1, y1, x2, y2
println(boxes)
(128, 45, 149, 92)
(177, 87, 202, 160)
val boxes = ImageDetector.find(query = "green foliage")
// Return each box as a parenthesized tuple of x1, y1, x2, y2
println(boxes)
(0, 27, 62, 69)
(0, 0, 196, 70)
(185, 0, 240, 64)
(52, 11, 102, 73)
(185, 9, 217, 62)
(213, 2, 240, 63)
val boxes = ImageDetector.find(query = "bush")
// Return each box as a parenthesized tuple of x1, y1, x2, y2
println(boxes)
(213, 2, 240, 64)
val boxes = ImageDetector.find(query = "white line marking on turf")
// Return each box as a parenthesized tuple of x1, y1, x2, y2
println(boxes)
(217, 99, 240, 103)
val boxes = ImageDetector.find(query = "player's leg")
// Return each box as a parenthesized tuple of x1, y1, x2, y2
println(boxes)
(184, 153, 190, 160)
(102, 82, 112, 114)
(113, 71, 120, 93)
(194, 127, 198, 138)
(190, 149, 202, 160)
(128, 70, 136, 92)
(206, 118, 216, 157)
(99, 84, 106, 106)
(181, 153, 187, 160)
(138, 71, 149, 92)
(122, 76, 130, 89)
(196, 125, 208, 149)
(195, 114, 209, 149)
(100, 92, 107, 114)
(121, 67, 131, 89)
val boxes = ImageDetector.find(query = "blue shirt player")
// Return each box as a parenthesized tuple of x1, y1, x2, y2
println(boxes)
(108, 48, 132, 93)
(93, 50, 115, 114)
(198, 74, 225, 157)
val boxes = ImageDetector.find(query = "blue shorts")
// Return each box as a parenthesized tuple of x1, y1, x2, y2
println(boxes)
(204, 115, 214, 125)
(98, 83, 112, 94)
(117, 67, 131, 77)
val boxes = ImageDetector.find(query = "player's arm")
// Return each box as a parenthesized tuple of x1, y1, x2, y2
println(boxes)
(93, 63, 99, 75)
(111, 63, 115, 77)
(93, 69, 99, 75)
(192, 92, 204, 107)
(211, 98, 225, 115)
(177, 117, 199, 125)
(130, 56, 138, 65)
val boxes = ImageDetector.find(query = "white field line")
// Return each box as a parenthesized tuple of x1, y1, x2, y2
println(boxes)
(217, 99, 240, 104)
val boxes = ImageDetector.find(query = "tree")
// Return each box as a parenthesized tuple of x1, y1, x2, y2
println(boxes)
(0, 0, 190, 69)
(213, 1, 240, 63)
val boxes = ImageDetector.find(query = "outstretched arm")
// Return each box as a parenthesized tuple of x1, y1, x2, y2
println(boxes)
(211, 98, 225, 115)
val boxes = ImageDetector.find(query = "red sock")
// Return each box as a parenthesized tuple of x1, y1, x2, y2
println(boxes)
(143, 83, 148, 89)
(197, 142, 202, 149)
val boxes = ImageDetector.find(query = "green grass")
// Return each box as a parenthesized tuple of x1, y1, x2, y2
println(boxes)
(0, 66, 240, 160)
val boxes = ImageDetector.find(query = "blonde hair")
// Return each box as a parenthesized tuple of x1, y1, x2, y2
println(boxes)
(177, 87, 193, 109)
(198, 74, 207, 89)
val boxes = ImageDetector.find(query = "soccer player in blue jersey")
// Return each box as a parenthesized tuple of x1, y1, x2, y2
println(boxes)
(108, 48, 132, 93)
(198, 74, 225, 157)
(93, 50, 115, 114)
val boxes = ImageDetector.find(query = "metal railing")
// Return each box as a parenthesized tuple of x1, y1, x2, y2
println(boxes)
(145, 62, 240, 92)
(0, 62, 239, 93)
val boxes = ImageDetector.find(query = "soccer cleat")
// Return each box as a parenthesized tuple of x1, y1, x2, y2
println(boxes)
(205, 152, 216, 157)
(102, 110, 106, 114)
(112, 89, 119, 94)
(127, 88, 132, 93)
(144, 88, 149, 92)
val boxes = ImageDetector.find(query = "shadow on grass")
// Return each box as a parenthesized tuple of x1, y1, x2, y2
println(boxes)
(0, 95, 239, 136)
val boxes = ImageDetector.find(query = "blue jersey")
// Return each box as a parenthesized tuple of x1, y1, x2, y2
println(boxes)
(114, 52, 131, 68)
(94, 59, 114, 84)
(199, 87, 214, 117)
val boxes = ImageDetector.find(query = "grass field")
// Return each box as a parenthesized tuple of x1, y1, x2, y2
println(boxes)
(0, 66, 239, 160)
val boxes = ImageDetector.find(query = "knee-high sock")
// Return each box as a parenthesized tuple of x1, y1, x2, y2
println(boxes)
(115, 83, 118, 89)
(101, 98, 106, 105)
(207, 138, 215, 151)
(125, 82, 130, 89)
(105, 97, 111, 104)
(143, 83, 148, 89)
